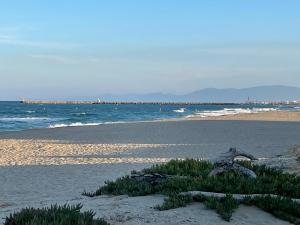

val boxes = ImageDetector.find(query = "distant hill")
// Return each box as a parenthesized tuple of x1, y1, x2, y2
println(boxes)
(101, 86, 300, 102)
(182, 86, 300, 102)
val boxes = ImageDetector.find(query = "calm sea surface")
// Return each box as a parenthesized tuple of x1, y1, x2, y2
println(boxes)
(0, 101, 297, 132)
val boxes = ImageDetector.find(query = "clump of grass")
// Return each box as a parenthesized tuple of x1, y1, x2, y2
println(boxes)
(156, 194, 238, 221)
(155, 194, 193, 211)
(83, 176, 155, 197)
(87, 159, 300, 198)
(143, 159, 214, 177)
(204, 195, 239, 221)
(154, 193, 300, 223)
(243, 195, 300, 225)
(85, 159, 300, 224)
(4, 204, 109, 225)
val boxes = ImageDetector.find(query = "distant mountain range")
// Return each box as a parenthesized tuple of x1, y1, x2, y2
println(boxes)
(101, 86, 300, 103)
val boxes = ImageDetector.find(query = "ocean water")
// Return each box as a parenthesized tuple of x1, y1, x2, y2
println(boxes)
(0, 101, 296, 132)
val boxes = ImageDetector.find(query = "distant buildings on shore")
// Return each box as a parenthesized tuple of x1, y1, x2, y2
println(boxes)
(246, 99, 300, 105)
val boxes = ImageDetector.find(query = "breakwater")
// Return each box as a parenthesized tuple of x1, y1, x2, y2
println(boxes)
(21, 99, 238, 105)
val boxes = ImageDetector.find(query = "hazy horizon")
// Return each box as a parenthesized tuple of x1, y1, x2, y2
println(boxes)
(1, 1, 300, 100)
(0, 85, 299, 101)
(2, 85, 298, 102)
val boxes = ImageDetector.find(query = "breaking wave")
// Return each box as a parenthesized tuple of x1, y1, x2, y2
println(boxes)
(173, 108, 186, 113)
(71, 112, 96, 116)
(48, 121, 125, 128)
(186, 107, 277, 118)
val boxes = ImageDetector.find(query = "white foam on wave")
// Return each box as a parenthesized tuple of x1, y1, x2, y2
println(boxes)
(186, 107, 277, 118)
(251, 107, 277, 112)
(173, 108, 186, 113)
(25, 110, 35, 113)
(49, 122, 102, 128)
(72, 112, 98, 117)
(72, 112, 88, 116)
(48, 121, 125, 128)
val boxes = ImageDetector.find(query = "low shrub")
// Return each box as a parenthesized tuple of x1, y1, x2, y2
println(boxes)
(85, 159, 300, 224)
(83, 176, 155, 197)
(88, 159, 300, 198)
(4, 204, 109, 225)
(204, 195, 239, 221)
(243, 195, 300, 225)
(156, 194, 238, 221)
(155, 194, 193, 211)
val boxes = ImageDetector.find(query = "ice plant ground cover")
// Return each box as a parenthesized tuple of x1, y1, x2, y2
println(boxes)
(84, 159, 300, 224)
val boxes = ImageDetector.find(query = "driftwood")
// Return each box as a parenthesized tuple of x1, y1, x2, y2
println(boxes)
(130, 171, 188, 185)
(180, 191, 300, 204)
(130, 171, 169, 185)
(131, 148, 258, 185)
(211, 147, 257, 164)
(209, 147, 258, 178)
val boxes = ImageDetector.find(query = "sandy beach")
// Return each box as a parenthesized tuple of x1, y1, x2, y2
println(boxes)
(3, 0, 300, 223)
(1, 111, 300, 224)
(188, 110, 300, 121)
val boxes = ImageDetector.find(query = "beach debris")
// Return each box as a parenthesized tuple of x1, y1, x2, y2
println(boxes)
(209, 147, 258, 178)
(131, 171, 188, 185)
(130, 171, 169, 185)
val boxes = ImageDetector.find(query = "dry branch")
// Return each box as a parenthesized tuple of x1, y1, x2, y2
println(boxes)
(209, 147, 258, 178)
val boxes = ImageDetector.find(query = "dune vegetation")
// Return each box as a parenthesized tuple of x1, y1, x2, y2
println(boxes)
(84, 159, 300, 224)
(3, 204, 109, 225)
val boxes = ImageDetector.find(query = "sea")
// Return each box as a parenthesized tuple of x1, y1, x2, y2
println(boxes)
(0, 101, 298, 132)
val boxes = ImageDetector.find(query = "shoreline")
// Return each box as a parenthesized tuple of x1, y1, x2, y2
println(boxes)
(1, 110, 300, 166)
(1, 110, 300, 133)
(1, 118, 300, 157)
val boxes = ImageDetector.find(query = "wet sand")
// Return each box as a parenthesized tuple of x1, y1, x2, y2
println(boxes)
(1, 119, 300, 158)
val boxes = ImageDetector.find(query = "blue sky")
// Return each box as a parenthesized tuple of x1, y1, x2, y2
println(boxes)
(0, 0, 300, 100)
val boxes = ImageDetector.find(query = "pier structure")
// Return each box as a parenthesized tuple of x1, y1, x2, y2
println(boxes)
(20, 99, 238, 105)
(21, 99, 96, 104)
